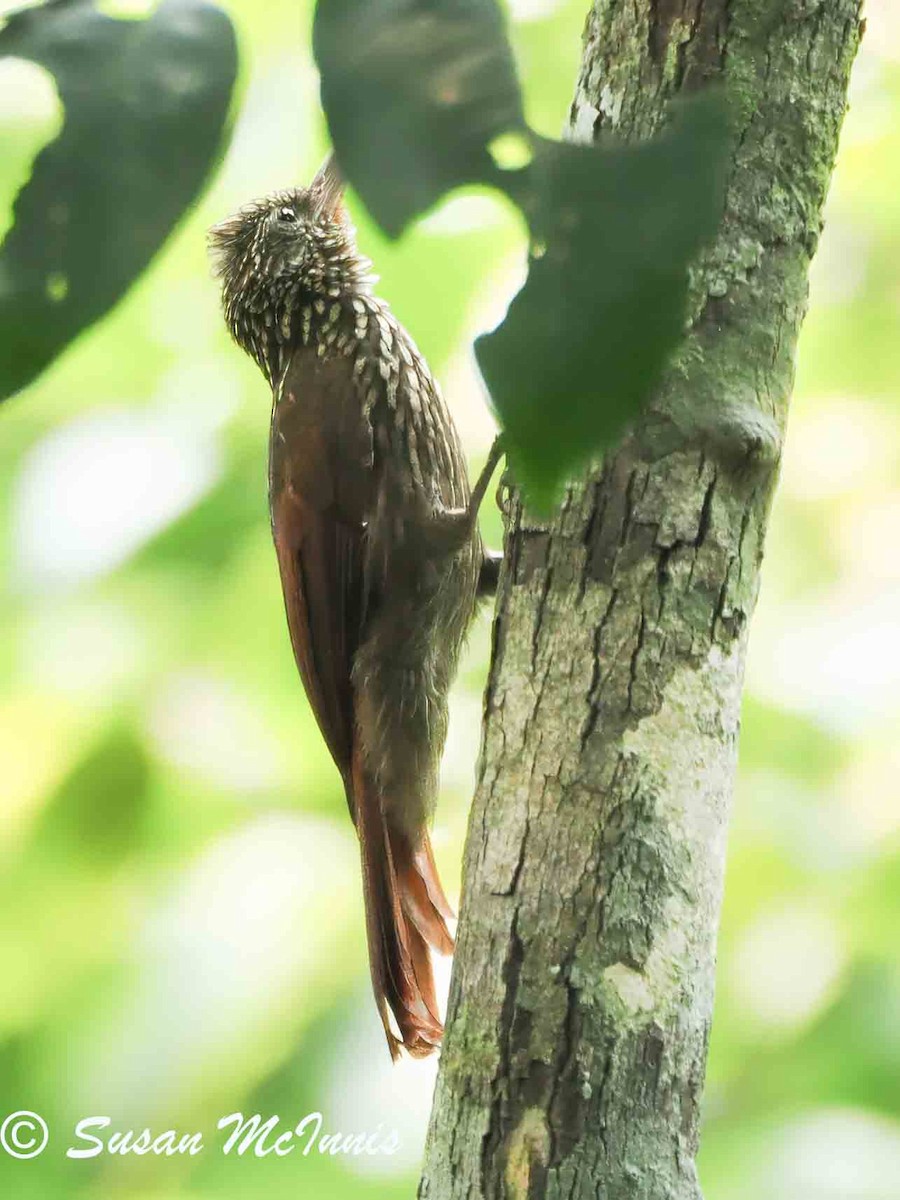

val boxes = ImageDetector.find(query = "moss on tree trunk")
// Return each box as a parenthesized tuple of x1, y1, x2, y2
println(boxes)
(420, 2, 863, 1198)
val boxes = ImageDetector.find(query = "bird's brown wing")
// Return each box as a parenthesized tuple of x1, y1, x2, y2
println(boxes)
(269, 349, 454, 1060)
(268, 350, 374, 804)
(271, 486, 362, 784)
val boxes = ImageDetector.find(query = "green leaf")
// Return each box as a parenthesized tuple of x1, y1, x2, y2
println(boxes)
(314, 0, 524, 238)
(0, 0, 238, 402)
(477, 96, 731, 510)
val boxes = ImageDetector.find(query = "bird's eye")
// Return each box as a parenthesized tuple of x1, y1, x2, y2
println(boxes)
(277, 206, 297, 223)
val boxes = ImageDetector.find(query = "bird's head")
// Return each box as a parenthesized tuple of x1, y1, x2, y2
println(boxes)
(209, 156, 368, 378)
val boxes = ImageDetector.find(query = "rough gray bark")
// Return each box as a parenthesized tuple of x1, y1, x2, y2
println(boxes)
(420, 3, 862, 1199)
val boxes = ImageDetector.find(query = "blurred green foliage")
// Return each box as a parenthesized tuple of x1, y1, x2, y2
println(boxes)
(0, 1, 897, 1198)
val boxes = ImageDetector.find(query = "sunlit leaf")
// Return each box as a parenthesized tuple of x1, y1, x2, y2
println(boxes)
(0, 0, 238, 402)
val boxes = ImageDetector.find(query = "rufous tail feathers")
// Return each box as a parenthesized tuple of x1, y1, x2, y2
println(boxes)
(351, 746, 455, 1059)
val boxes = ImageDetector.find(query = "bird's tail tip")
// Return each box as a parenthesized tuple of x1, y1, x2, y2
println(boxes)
(353, 751, 456, 1059)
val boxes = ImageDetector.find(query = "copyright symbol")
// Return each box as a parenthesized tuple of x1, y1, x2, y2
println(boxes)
(1, 1111, 49, 1159)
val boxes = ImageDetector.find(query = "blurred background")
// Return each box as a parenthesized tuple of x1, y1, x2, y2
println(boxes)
(0, 0, 897, 1196)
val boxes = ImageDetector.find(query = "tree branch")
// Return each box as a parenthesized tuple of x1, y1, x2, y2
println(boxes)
(420, 1, 863, 1197)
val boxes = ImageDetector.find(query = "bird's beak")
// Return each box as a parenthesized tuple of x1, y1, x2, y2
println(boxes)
(310, 153, 345, 220)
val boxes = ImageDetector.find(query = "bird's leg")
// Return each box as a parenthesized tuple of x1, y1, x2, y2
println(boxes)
(420, 434, 506, 555)
(467, 433, 507, 522)
(477, 449, 518, 594)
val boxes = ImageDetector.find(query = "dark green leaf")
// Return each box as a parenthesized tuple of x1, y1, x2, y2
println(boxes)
(0, 0, 238, 402)
(477, 96, 731, 509)
(314, 0, 524, 237)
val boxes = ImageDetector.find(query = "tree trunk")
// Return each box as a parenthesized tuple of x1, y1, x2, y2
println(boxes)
(420, 2, 863, 1198)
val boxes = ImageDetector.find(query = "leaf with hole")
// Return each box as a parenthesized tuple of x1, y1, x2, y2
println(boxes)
(0, 0, 238, 402)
